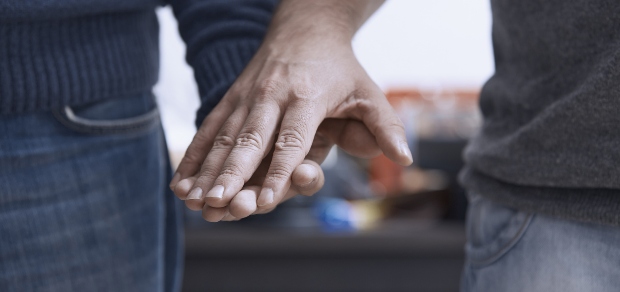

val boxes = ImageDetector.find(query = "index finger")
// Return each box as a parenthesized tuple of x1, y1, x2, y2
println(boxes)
(202, 101, 282, 208)
(257, 101, 322, 209)
(171, 98, 233, 197)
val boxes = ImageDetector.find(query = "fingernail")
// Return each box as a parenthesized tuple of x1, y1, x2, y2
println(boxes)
(175, 178, 194, 197)
(169, 173, 181, 190)
(187, 188, 203, 200)
(206, 185, 224, 199)
(294, 164, 317, 187)
(257, 188, 274, 207)
(399, 141, 413, 163)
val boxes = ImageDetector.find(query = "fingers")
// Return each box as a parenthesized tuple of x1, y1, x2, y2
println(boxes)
(291, 160, 325, 196)
(257, 102, 322, 210)
(170, 99, 233, 195)
(175, 177, 204, 211)
(187, 107, 249, 204)
(228, 186, 260, 219)
(318, 119, 381, 159)
(221, 213, 238, 221)
(174, 176, 208, 211)
(203, 102, 281, 208)
(185, 198, 205, 211)
(354, 83, 413, 166)
(223, 159, 324, 221)
(202, 205, 229, 222)
(205, 157, 325, 223)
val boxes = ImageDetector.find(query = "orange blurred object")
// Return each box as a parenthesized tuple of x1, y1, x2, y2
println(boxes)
(368, 88, 480, 197)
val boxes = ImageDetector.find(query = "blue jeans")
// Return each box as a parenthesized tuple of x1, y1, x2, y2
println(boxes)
(461, 192, 620, 292)
(0, 92, 183, 292)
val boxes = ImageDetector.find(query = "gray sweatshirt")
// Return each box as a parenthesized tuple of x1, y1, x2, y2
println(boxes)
(459, 0, 620, 225)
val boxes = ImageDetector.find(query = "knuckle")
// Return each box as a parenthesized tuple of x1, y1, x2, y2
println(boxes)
(212, 133, 236, 149)
(267, 165, 292, 181)
(219, 164, 244, 178)
(352, 95, 374, 113)
(276, 129, 305, 151)
(291, 86, 318, 101)
(353, 86, 374, 99)
(235, 131, 263, 151)
(256, 78, 282, 100)
(198, 167, 219, 180)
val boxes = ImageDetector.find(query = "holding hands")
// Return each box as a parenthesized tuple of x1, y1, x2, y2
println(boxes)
(170, 0, 412, 221)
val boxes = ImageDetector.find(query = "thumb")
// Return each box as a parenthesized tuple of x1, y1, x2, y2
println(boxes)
(352, 83, 413, 166)
(290, 160, 325, 196)
(318, 118, 381, 159)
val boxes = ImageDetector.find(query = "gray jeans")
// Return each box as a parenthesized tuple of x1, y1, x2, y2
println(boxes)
(461, 192, 620, 292)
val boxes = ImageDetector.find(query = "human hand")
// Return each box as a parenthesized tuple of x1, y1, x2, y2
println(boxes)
(171, 0, 411, 218)
(172, 118, 381, 222)
(173, 117, 382, 221)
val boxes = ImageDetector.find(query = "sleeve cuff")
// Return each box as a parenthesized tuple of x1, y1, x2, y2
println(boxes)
(190, 38, 262, 127)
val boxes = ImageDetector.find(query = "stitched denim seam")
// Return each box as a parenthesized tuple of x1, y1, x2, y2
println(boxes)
(469, 213, 534, 267)
(52, 106, 159, 135)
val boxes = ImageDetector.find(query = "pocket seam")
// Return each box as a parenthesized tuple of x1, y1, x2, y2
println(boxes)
(468, 212, 534, 268)
(52, 105, 160, 135)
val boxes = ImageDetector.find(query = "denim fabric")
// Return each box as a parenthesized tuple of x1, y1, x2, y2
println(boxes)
(462, 192, 620, 292)
(0, 92, 183, 292)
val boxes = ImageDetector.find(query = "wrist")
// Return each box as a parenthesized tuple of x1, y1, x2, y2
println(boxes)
(265, 0, 382, 47)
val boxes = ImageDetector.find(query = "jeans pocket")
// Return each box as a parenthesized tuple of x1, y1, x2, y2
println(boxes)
(52, 92, 160, 135)
(464, 193, 533, 268)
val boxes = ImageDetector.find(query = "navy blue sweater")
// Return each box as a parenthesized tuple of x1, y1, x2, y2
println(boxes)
(0, 0, 277, 125)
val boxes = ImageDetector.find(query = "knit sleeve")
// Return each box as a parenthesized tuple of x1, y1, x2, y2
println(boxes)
(167, 0, 278, 127)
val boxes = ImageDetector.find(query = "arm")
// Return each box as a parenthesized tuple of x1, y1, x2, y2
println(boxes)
(168, 0, 278, 126)
(172, 0, 411, 221)
(168, 0, 335, 216)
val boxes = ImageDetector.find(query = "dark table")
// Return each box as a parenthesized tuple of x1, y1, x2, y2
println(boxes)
(182, 219, 465, 292)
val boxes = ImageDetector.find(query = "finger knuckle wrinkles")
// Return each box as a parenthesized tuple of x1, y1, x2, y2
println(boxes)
(220, 165, 244, 178)
(276, 130, 305, 151)
(212, 133, 236, 149)
(199, 167, 219, 180)
(235, 132, 263, 151)
(256, 79, 282, 100)
(268, 166, 292, 180)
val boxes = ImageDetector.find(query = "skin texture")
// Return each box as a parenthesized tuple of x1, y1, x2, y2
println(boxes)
(170, 0, 412, 222)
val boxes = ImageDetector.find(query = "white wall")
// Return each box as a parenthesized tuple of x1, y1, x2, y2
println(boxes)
(154, 0, 494, 154)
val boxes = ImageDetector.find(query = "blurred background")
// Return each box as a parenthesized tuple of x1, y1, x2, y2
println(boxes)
(154, 1, 494, 291)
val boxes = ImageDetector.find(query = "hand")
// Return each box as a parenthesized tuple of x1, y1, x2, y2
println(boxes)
(171, 0, 411, 217)
(172, 118, 381, 222)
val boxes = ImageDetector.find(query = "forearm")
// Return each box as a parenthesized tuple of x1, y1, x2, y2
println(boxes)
(167, 0, 279, 126)
(172, 0, 412, 221)
(265, 0, 385, 47)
